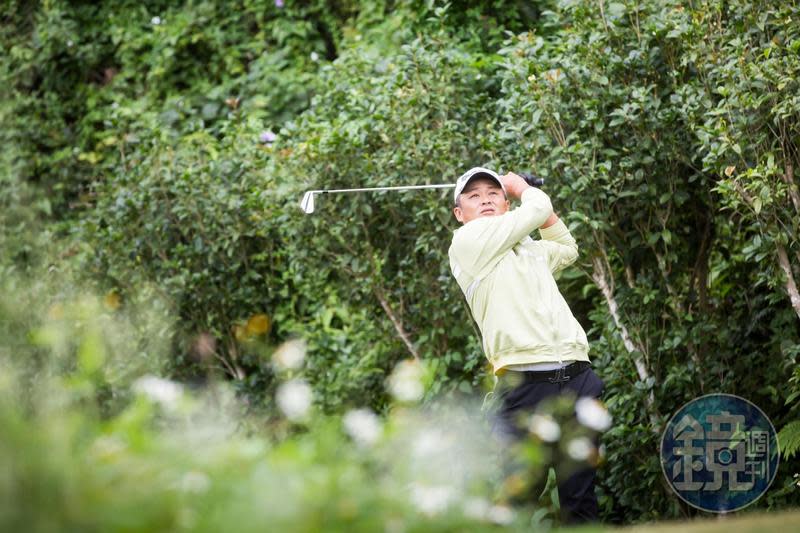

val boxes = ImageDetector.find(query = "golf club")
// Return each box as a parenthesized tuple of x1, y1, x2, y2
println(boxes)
(300, 173, 544, 214)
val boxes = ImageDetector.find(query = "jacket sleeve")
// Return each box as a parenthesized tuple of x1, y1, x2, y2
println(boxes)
(537, 219, 579, 274)
(451, 187, 553, 279)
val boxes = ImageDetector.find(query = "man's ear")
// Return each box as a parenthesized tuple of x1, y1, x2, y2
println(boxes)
(453, 206, 464, 223)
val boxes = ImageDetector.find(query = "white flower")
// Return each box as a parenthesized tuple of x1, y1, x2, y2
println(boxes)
(388, 360, 424, 402)
(133, 375, 183, 409)
(67, 40, 74, 47)
(408, 483, 454, 516)
(487, 504, 515, 525)
(528, 414, 561, 442)
(259, 130, 277, 144)
(566, 436, 595, 461)
(276, 379, 312, 421)
(343, 408, 382, 447)
(151, 16, 162, 25)
(310, 51, 319, 62)
(272, 339, 306, 370)
(575, 397, 612, 431)
(412, 428, 446, 458)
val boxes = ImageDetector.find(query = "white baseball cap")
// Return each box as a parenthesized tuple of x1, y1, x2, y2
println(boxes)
(453, 167, 507, 204)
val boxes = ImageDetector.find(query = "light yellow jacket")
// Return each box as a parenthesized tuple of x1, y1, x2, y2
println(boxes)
(448, 187, 590, 374)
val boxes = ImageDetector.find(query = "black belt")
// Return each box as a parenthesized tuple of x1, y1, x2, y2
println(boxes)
(501, 360, 591, 384)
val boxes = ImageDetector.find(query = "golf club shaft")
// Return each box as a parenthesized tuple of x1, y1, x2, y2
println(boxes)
(312, 184, 454, 194)
(301, 174, 543, 213)
(311, 174, 543, 195)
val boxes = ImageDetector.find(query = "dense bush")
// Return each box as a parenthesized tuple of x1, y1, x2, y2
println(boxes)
(492, 0, 800, 520)
(2, 0, 800, 526)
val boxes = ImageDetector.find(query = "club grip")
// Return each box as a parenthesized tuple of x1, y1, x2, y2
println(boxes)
(520, 173, 545, 188)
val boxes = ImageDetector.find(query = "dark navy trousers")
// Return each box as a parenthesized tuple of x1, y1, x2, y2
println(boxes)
(492, 366, 605, 525)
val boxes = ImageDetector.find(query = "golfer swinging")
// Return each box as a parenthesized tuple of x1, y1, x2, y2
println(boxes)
(448, 167, 604, 524)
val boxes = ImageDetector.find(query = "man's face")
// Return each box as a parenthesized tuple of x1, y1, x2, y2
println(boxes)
(453, 177, 510, 224)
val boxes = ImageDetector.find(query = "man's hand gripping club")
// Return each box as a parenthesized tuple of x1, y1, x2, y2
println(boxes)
(500, 172, 560, 229)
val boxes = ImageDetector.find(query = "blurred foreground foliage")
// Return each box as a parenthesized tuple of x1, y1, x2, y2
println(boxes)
(0, 272, 574, 531)
(2, 0, 800, 524)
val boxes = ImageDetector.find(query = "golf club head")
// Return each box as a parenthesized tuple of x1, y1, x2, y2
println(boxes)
(300, 191, 315, 214)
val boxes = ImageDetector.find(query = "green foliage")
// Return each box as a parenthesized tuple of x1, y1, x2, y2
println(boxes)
(779, 421, 800, 460)
(81, 117, 277, 383)
(3, 0, 800, 525)
(0, 269, 564, 532)
(491, 0, 800, 520)
(0, 0, 352, 225)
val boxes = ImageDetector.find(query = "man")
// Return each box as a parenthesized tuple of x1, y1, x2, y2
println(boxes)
(448, 166, 604, 524)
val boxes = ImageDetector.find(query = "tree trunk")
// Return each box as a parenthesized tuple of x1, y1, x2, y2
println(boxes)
(776, 243, 800, 322)
(591, 256, 657, 420)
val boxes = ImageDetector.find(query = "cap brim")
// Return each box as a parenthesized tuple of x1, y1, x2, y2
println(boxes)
(454, 167, 506, 204)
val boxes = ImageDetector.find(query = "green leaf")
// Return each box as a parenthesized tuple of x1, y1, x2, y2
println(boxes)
(607, 3, 626, 17)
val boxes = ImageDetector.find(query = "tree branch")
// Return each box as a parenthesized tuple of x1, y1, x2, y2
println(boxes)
(734, 180, 800, 321)
(373, 285, 420, 361)
(592, 257, 649, 381)
(592, 255, 658, 424)
(777, 243, 800, 322)
(689, 211, 713, 313)
(597, 0, 610, 33)
(780, 160, 800, 215)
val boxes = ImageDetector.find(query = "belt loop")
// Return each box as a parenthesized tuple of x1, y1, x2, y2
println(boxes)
(547, 366, 571, 384)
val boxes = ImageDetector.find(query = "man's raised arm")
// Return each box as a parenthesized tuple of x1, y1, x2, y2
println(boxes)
(450, 173, 553, 279)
